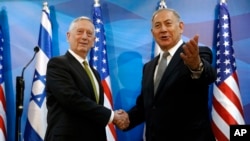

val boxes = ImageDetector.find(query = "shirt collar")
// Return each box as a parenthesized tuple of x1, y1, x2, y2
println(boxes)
(68, 49, 88, 64)
(160, 39, 184, 58)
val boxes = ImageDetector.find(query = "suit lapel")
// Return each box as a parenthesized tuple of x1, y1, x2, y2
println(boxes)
(65, 52, 103, 104)
(155, 44, 184, 96)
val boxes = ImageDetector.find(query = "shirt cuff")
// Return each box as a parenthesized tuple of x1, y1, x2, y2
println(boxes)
(108, 110, 114, 124)
(190, 68, 203, 79)
(190, 63, 204, 79)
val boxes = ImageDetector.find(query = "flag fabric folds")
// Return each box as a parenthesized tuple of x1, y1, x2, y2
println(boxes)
(89, 2, 117, 141)
(24, 2, 52, 141)
(211, 1, 245, 141)
(0, 26, 7, 141)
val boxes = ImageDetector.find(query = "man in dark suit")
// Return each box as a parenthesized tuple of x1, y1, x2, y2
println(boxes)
(45, 16, 129, 141)
(119, 8, 217, 141)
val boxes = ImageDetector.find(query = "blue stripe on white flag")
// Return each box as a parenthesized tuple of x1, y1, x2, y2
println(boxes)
(38, 8, 52, 57)
(24, 121, 43, 141)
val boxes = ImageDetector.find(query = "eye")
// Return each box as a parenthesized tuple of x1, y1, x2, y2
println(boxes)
(154, 23, 161, 29)
(165, 21, 173, 27)
(77, 30, 83, 34)
(87, 31, 93, 37)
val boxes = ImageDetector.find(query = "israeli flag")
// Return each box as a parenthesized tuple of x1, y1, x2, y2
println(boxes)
(24, 2, 52, 141)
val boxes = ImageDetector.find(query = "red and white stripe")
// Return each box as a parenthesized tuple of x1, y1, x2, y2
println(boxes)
(0, 83, 7, 141)
(102, 76, 117, 141)
(211, 72, 245, 140)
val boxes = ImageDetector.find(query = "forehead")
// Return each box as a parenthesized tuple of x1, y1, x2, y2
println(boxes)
(153, 10, 175, 23)
(73, 20, 94, 30)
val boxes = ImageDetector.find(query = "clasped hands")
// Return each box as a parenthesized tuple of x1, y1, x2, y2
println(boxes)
(113, 109, 130, 130)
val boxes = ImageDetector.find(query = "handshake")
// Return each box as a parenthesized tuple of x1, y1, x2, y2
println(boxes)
(112, 109, 130, 130)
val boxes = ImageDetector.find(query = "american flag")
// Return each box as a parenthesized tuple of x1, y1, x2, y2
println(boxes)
(0, 26, 7, 141)
(89, 2, 117, 141)
(24, 2, 52, 141)
(211, 1, 245, 140)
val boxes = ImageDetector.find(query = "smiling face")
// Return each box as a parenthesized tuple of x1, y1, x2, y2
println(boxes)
(151, 9, 184, 51)
(67, 18, 95, 59)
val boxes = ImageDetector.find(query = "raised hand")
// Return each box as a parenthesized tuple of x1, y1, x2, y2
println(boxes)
(180, 34, 201, 70)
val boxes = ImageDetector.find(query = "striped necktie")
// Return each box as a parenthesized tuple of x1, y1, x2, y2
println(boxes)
(83, 61, 99, 103)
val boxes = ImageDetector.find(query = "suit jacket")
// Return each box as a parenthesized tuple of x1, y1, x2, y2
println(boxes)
(45, 51, 111, 141)
(126, 45, 217, 141)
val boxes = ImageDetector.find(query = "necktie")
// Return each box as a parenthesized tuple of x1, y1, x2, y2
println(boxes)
(83, 61, 99, 103)
(154, 52, 169, 94)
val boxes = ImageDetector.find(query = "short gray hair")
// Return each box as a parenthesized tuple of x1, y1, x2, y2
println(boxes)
(151, 8, 181, 22)
(68, 16, 95, 35)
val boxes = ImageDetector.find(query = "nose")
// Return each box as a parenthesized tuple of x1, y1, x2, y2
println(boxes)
(160, 25, 167, 32)
(81, 32, 88, 39)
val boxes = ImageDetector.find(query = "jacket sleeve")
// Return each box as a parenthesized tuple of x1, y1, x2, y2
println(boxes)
(199, 46, 217, 84)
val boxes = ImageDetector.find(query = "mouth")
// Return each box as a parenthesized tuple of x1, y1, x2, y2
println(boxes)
(79, 42, 88, 46)
(160, 35, 169, 40)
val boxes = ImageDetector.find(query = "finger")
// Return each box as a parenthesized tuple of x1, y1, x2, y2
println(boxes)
(180, 52, 187, 60)
(186, 41, 198, 55)
(115, 111, 122, 116)
(189, 35, 199, 47)
(182, 44, 192, 58)
(116, 109, 125, 114)
(183, 42, 199, 59)
(188, 35, 199, 53)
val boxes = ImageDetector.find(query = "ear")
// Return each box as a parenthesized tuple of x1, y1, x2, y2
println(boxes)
(179, 22, 184, 33)
(92, 36, 96, 47)
(151, 28, 156, 38)
(66, 32, 70, 41)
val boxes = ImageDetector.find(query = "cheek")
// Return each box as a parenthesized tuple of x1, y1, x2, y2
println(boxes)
(90, 37, 95, 44)
(152, 31, 158, 38)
